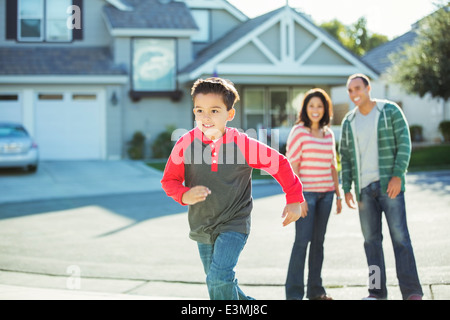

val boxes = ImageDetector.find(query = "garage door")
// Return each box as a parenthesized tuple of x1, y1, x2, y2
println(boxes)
(35, 92, 103, 160)
(0, 94, 22, 123)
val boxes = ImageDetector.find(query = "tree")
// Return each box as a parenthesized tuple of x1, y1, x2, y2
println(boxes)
(348, 17, 369, 56)
(387, 3, 450, 101)
(320, 17, 388, 56)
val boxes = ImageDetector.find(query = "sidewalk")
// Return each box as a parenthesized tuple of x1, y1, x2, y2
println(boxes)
(0, 161, 449, 300)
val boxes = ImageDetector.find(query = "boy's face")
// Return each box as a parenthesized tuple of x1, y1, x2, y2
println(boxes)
(193, 93, 235, 140)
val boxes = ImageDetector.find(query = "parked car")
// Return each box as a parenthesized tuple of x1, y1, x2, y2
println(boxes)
(0, 122, 39, 172)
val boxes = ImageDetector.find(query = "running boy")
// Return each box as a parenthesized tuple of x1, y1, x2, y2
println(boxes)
(161, 77, 306, 300)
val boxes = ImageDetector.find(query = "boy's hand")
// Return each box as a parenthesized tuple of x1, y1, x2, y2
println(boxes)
(282, 202, 307, 227)
(182, 186, 211, 205)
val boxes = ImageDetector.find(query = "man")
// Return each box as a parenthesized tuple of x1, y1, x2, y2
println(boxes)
(339, 73, 423, 300)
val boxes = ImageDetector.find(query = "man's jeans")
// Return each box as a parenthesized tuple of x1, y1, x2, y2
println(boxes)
(285, 191, 334, 299)
(359, 181, 423, 299)
(197, 231, 253, 300)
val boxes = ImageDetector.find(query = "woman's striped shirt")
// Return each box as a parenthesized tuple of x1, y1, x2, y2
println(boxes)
(286, 124, 337, 192)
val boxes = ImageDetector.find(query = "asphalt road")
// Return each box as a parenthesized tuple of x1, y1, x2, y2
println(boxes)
(0, 162, 449, 300)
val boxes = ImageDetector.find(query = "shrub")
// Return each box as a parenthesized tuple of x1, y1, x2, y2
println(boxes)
(151, 125, 176, 159)
(127, 131, 146, 160)
(409, 125, 423, 142)
(439, 121, 450, 142)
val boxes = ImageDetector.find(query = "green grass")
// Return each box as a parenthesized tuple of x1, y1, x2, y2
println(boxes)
(147, 161, 166, 172)
(408, 144, 450, 172)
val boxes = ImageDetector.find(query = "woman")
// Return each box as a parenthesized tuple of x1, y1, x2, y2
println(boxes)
(285, 88, 342, 300)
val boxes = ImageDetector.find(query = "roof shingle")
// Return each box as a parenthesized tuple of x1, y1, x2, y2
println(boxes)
(362, 31, 418, 74)
(0, 47, 127, 75)
(103, 0, 198, 30)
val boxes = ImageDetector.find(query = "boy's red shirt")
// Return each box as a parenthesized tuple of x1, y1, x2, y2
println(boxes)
(161, 127, 304, 244)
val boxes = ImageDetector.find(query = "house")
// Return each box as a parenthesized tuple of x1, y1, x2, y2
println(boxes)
(332, 11, 450, 143)
(0, 0, 377, 160)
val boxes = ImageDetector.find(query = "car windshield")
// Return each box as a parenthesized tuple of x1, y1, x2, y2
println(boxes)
(0, 126, 28, 138)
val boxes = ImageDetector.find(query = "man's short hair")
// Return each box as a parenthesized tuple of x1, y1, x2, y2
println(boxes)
(346, 73, 371, 87)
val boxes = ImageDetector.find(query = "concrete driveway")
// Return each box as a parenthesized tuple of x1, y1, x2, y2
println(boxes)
(0, 160, 164, 204)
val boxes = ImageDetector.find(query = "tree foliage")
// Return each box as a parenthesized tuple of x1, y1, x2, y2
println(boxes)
(320, 17, 388, 56)
(387, 3, 450, 101)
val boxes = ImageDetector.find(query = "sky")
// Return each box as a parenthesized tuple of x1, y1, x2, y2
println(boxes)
(227, 0, 440, 40)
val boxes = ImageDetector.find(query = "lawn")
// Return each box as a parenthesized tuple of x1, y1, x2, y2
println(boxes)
(408, 144, 450, 172)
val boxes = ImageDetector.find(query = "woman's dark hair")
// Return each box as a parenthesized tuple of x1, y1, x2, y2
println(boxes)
(296, 88, 333, 128)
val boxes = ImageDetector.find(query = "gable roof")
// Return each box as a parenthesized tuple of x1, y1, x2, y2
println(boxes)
(103, 0, 198, 35)
(0, 47, 126, 76)
(179, 6, 378, 82)
(181, 7, 282, 74)
(362, 31, 418, 74)
(184, 0, 248, 22)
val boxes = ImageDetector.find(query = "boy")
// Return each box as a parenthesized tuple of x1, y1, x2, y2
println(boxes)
(161, 77, 306, 300)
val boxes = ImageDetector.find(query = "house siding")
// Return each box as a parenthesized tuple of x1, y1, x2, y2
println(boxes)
(1, 0, 381, 160)
(105, 85, 124, 160)
(211, 9, 242, 42)
(112, 37, 131, 68)
(80, 0, 111, 46)
(123, 91, 194, 158)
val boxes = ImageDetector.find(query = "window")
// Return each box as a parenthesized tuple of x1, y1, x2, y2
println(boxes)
(0, 125, 27, 138)
(244, 87, 312, 130)
(72, 94, 97, 101)
(17, 0, 73, 42)
(244, 88, 265, 130)
(38, 94, 64, 100)
(46, 0, 72, 41)
(18, 0, 44, 41)
(0, 94, 19, 101)
(270, 89, 289, 128)
(132, 38, 176, 92)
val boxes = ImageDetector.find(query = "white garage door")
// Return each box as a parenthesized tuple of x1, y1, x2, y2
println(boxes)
(0, 94, 22, 123)
(35, 92, 103, 160)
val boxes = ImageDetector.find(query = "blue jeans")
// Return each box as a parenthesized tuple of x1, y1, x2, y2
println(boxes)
(285, 191, 334, 299)
(358, 181, 422, 299)
(197, 231, 253, 300)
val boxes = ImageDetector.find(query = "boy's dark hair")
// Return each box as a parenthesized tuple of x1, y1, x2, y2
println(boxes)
(346, 73, 371, 87)
(191, 77, 240, 111)
(296, 88, 333, 128)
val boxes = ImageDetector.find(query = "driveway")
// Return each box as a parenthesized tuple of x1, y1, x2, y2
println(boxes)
(0, 160, 164, 204)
